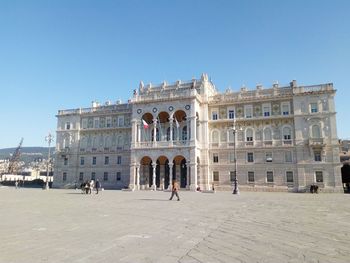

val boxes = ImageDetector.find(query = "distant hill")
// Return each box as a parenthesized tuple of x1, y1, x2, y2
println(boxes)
(0, 147, 55, 163)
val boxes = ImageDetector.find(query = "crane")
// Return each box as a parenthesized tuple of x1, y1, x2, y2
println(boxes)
(7, 138, 24, 174)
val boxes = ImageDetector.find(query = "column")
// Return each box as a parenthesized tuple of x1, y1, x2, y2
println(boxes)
(153, 119, 157, 144)
(152, 162, 157, 191)
(190, 162, 198, 190)
(186, 163, 190, 189)
(129, 163, 136, 190)
(190, 116, 196, 143)
(137, 122, 141, 143)
(169, 117, 174, 143)
(136, 164, 140, 190)
(131, 119, 137, 147)
(168, 163, 173, 190)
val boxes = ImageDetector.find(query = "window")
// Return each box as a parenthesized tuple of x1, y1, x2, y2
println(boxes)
(99, 117, 105, 128)
(82, 119, 88, 129)
(213, 171, 219, 182)
(245, 105, 253, 118)
(103, 172, 108, 181)
(312, 125, 321, 138)
(246, 129, 253, 141)
(91, 172, 96, 180)
(230, 171, 235, 182)
(104, 156, 109, 165)
(248, 171, 254, 182)
(66, 122, 71, 130)
(266, 152, 272, 162)
(212, 130, 219, 143)
(182, 126, 188, 141)
(310, 103, 318, 113)
(315, 171, 323, 182)
(64, 158, 68, 166)
(106, 117, 112, 128)
(267, 171, 274, 182)
(88, 118, 93, 128)
(264, 128, 272, 141)
(79, 172, 84, 181)
(247, 152, 254, 162)
(285, 151, 292, 162)
(263, 104, 270, 117)
(117, 156, 122, 164)
(229, 152, 235, 163)
(92, 156, 97, 165)
(213, 153, 219, 163)
(94, 118, 99, 128)
(286, 171, 293, 183)
(63, 172, 67, 181)
(80, 157, 84, 165)
(228, 110, 235, 119)
(212, 111, 218, 120)
(116, 172, 121, 181)
(118, 116, 124, 126)
(283, 127, 292, 140)
(282, 103, 290, 115)
(314, 150, 322, 162)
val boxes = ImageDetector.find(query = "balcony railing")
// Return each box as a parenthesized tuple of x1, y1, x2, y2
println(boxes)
(308, 138, 324, 146)
(134, 140, 190, 148)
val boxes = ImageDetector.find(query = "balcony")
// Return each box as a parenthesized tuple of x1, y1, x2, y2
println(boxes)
(134, 140, 190, 148)
(308, 138, 324, 147)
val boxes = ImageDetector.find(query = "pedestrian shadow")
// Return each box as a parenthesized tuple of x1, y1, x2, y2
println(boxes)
(137, 198, 169, 201)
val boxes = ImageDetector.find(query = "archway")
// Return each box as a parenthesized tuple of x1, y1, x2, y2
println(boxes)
(341, 164, 350, 193)
(156, 156, 169, 189)
(141, 113, 153, 142)
(140, 156, 152, 189)
(173, 155, 187, 188)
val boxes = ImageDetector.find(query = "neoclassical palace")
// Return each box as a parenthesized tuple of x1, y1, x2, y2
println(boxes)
(54, 74, 343, 192)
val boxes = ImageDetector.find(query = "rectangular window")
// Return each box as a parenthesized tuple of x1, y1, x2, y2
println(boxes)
(286, 171, 294, 183)
(103, 172, 108, 181)
(91, 172, 96, 180)
(310, 103, 318, 113)
(229, 152, 235, 163)
(88, 118, 93, 128)
(285, 151, 292, 163)
(94, 118, 99, 128)
(66, 122, 71, 130)
(117, 156, 122, 164)
(104, 156, 109, 165)
(263, 105, 270, 117)
(80, 157, 84, 165)
(213, 153, 219, 163)
(213, 171, 219, 182)
(116, 172, 121, 181)
(282, 103, 290, 115)
(92, 156, 97, 165)
(106, 117, 112, 128)
(230, 171, 235, 182)
(247, 152, 254, 162)
(315, 171, 323, 182)
(212, 111, 218, 120)
(314, 151, 322, 162)
(64, 158, 68, 166)
(248, 171, 254, 182)
(267, 171, 274, 182)
(118, 116, 124, 127)
(266, 152, 272, 162)
(245, 105, 253, 118)
(228, 110, 235, 119)
(79, 172, 84, 181)
(82, 119, 88, 129)
(63, 172, 67, 181)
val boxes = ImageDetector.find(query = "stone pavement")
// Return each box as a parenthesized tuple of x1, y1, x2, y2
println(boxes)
(0, 187, 349, 263)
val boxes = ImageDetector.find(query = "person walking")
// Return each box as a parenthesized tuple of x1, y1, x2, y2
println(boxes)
(95, 179, 101, 194)
(169, 180, 180, 201)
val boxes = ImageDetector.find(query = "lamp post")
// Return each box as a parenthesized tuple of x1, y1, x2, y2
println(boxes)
(45, 133, 54, 190)
(231, 117, 240, 195)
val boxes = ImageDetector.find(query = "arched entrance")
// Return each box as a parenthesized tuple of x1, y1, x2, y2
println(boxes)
(140, 156, 152, 189)
(173, 155, 187, 188)
(341, 164, 350, 193)
(156, 156, 169, 189)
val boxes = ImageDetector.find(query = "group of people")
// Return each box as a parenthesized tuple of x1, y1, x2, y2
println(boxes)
(310, 184, 319, 194)
(80, 179, 101, 194)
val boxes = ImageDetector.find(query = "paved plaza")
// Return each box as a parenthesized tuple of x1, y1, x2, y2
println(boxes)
(0, 187, 349, 263)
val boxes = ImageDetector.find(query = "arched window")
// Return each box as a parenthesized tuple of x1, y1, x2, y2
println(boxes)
(246, 128, 254, 141)
(212, 130, 219, 143)
(182, 126, 188, 141)
(264, 128, 272, 141)
(166, 127, 175, 141)
(283, 127, 292, 140)
(312, 125, 321, 138)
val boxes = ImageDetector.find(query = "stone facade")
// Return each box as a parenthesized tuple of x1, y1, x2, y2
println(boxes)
(54, 74, 343, 192)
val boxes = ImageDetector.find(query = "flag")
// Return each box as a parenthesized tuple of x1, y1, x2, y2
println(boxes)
(142, 119, 149, 129)
(175, 117, 180, 128)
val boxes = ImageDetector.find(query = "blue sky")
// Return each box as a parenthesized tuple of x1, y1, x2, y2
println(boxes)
(0, 0, 349, 148)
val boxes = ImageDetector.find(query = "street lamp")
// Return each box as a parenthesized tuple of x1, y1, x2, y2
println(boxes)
(231, 117, 240, 195)
(45, 133, 54, 190)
